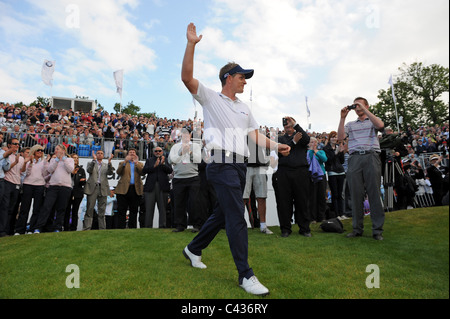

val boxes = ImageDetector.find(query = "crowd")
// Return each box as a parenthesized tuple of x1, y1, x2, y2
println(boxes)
(0, 101, 448, 238)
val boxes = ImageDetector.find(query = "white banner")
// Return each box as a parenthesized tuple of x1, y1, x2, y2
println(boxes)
(113, 69, 124, 99)
(41, 60, 55, 87)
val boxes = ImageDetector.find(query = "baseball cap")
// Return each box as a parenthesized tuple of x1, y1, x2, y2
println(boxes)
(220, 64, 254, 82)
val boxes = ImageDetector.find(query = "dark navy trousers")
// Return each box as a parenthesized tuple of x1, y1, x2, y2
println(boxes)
(188, 161, 254, 282)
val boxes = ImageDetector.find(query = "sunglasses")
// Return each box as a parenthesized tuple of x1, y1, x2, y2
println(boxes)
(35, 149, 43, 152)
(154, 150, 162, 153)
(11, 142, 20, 145)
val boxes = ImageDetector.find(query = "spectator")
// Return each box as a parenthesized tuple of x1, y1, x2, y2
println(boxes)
(0, 141, 15, 237)
(276, 116, 311, 237)
(115, 149, 144, 229)
(338, 97, 385, 240)
(307, 137, 328, 223)
(103, 121, 115, 158)
(243, 133, 272, 234)
(14, 145, 48, 234)
(33, 144, 74, 233)
(415, 139, 428, 155)
(323, 131, 346, 219)
(143, 146, 172, 228)
(168, 128, 202, 232)
(114, 131, 129, 159)
(83, 150, 114, 230)
(427, 154, 445, 206)
(64, 154, 86, 231)
(1, 138, 24, 235)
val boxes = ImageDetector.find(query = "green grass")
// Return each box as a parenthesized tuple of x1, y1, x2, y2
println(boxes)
(0, 207, 448, 299)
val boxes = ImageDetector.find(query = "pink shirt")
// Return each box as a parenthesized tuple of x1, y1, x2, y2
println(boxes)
(4, 154, 24, 185)
(23, 158, 48, 186)
(47, 157, 74, 188)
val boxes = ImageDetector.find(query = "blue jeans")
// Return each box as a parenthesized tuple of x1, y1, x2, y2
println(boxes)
(188, 161, 254, 283)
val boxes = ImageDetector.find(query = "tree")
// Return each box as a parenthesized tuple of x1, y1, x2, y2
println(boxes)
(374, 62, 449, 131)
(113, 101, 141, 115)
(30, 96, 51, 107)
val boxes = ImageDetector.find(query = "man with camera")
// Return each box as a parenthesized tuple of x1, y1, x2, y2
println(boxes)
(338, 97, 385, 240)
(276, 117, 311, 237)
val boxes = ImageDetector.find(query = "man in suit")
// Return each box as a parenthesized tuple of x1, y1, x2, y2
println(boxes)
(83, 150, 114, 230)
(142, 146, 173, 228)
(115, 148, 144, 229)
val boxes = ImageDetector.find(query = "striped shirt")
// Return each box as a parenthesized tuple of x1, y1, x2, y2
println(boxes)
(345, 117, 381, 154)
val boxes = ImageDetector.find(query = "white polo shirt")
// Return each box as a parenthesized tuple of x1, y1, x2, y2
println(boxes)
(193, 82, 259, 157)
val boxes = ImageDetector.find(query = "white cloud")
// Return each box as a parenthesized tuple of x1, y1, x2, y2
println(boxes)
(0, 0, 157, 104)
(193, 0, 449, 131)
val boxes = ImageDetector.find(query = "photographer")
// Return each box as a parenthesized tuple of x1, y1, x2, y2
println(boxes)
(379, 127, 409, 211)
(338, 97, 385, 240)
(276, 116, 311, 237)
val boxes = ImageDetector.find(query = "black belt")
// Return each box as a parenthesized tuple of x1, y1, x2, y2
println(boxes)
(211, 150, 248, 163)
(350, 150, 380, 155)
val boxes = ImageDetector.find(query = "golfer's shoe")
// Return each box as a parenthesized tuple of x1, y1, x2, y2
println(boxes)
(240, 276, 270, 296)
(183, 246, 207, 269)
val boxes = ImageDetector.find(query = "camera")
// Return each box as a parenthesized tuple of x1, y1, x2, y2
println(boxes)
(347, 104, 357, 110)
(282, 118, 288, 126)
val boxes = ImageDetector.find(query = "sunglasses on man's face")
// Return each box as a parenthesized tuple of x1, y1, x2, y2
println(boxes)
(11, 142, 20, 146)
(154, 150, 162, 153)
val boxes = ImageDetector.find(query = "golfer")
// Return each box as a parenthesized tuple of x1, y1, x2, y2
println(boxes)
(180, 23, 290, 296)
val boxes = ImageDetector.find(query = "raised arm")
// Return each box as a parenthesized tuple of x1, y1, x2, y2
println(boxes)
(181, 23, 202, 94)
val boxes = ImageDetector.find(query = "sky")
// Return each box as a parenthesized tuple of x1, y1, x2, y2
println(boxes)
(0, 0, 449, 133)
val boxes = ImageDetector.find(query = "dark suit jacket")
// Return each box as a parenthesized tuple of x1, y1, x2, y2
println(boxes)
(143, 156, 172, 193)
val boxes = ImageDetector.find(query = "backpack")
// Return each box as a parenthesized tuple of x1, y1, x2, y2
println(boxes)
(320, 218, 345, 233)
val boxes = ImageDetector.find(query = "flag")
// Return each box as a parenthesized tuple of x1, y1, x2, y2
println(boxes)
(41, 60, 55, 87)
(305, 96, 311, 117)
(388, 75, 397, 104)
(113, 69, 124, 99)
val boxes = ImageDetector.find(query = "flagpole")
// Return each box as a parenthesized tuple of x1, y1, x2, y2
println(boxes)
(50, 85, 53, 108)
(305, 96, 311, 131)
(389, 75, 400, 132)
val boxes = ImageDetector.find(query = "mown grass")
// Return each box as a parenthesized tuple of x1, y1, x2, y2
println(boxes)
(0, 207, 448, 299)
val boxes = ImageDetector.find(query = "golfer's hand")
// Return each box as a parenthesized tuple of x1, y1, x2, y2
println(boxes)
(187, 23, 202, 44)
